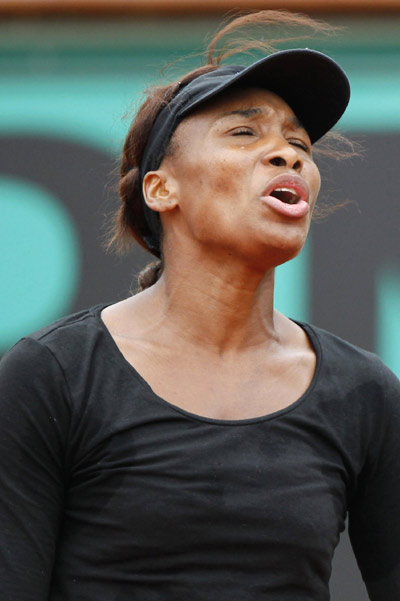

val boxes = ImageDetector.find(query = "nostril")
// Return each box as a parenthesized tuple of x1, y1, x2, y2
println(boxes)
(269, 157, 287, 167)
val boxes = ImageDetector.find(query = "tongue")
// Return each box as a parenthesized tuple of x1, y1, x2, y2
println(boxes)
(261, 194, 309, 219)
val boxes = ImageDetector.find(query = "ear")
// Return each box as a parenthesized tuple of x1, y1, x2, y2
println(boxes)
(142, 169, 178, 213)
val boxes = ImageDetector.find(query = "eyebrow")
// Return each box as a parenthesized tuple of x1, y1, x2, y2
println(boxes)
(289, 116, 306, 131)
(220, 107, 264, 119)
(219, 107, 306, 132)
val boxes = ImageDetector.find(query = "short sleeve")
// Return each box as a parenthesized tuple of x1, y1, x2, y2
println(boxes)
(348, 363, 400, 600)
(0, 338, 71, 600)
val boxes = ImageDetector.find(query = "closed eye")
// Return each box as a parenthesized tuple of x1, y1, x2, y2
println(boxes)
(289, 139, 310, 153)
(231, 127, 255, 136)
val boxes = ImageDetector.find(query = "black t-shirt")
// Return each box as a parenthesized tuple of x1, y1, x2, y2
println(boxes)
(1, 305, 400, 601)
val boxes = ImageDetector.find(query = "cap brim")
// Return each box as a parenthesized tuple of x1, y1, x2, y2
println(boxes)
(181, 48, 350, 144)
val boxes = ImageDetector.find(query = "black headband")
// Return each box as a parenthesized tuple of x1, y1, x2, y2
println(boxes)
(139, 48, 350, 256)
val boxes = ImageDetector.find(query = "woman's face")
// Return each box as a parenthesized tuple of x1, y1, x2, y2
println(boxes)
(159, 87, 321, 269)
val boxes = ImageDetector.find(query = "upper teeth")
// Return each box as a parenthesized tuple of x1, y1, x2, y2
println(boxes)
(275, 187, 296, 194)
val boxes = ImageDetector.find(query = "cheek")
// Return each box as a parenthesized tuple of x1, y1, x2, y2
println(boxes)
(174, 156, 251, 243)
(307, 164, 321, 209)
(178, 153, 246, 206)
(207, 159, 242, 197)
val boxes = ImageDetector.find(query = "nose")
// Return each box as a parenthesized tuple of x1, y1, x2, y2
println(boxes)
(262, 140, 303, 172)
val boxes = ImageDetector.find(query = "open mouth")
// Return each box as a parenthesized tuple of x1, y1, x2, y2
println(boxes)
(270, 187, 301, 205)
(260, 175, 310, 218)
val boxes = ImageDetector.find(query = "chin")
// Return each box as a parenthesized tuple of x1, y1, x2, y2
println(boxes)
(268, 247, 303, 269)
(237, 243, 304, 274)
(258, 229, 308, 268)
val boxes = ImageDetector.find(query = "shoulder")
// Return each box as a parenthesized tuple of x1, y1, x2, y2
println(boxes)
(301, 321, 400, 435)
(2, 303, 107, 363)
(25, 303, 108, 352)
(304, 320, 399, 388)
(0, 304, 112, 398)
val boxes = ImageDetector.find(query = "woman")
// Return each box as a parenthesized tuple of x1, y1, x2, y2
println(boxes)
(1, 11, 399, 601)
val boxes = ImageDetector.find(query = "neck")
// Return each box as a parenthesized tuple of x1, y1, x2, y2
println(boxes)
(138, 249, 280, 354)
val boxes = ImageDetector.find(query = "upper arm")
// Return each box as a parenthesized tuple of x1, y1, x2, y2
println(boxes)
(0, 338, 70, 600)
(348, 365, 400, 600)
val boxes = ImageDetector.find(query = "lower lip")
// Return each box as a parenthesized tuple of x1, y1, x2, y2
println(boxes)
(260, 195, 310, 219)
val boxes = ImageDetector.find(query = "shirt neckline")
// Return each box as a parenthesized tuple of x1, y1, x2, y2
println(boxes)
(91, 303, 323, 426)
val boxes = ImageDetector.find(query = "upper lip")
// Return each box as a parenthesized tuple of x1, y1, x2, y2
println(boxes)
(261, 173, 310, 204)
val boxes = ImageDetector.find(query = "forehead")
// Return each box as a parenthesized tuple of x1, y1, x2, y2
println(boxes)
(179, 87, 305, 134)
